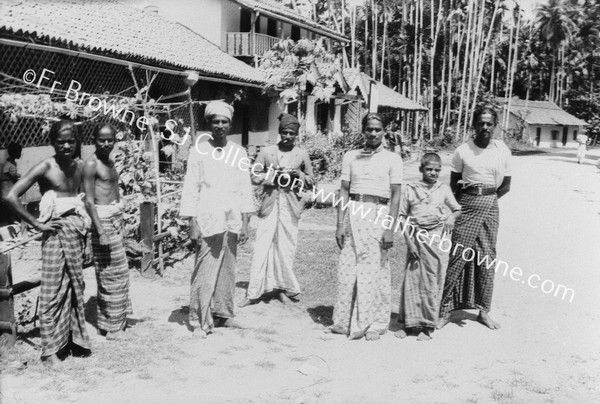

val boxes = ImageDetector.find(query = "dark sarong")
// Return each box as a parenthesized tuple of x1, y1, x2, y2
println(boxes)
(39, 214, 91, 357)
(439, 194, 499, 316)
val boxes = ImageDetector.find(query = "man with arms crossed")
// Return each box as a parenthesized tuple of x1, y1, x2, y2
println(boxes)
(83, 124, 132, 340)
(438, 106, 512, 330)
(5, 120, 91, 365)
(180, 101, 255, 338)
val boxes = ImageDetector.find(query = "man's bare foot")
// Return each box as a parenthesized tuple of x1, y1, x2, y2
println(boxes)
(218, 318, 245, 329)
(436, 313, 452, 329)
(365, 331, 380, 341)
(238, 298, 257, 308)
(326, 324, 347, 335)
(277, 292, 292, 305)
(477, 311, 501, 330)
(106, 330, 130, 341)
(193, 328, 208, 339)
(42, 354, 62, 367)
(394, 329, 408, 339)
(417, 329, 432, 341)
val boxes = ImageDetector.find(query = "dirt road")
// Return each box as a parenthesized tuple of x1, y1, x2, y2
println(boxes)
(1, 148, 599, 403)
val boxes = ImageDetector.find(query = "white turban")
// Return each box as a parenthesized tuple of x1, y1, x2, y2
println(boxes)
(204, 101, 234, 121)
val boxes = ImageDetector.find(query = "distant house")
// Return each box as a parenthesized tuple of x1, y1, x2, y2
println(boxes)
(498, 99, 588, 148)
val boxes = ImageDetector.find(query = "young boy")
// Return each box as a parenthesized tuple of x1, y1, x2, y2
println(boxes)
(395, 153, 461, 341)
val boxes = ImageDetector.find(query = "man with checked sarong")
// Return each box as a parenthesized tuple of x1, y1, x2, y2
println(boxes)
(239, 114, 314, 307)
(5, 120, 92, 366)
(180, 101, 255, 338)
(437, 106, 512, 331)
(83, 124, 132, 340)
(329, 113, 403, 341)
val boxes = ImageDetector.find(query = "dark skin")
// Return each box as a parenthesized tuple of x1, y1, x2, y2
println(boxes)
(188, 114, 249, 246)
(5, 127, 82, 233)
(441, 112, 510, 331)
(83, 127, 120, 245)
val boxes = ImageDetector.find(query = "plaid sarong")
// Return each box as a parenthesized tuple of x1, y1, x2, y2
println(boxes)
(39, 214, 91, 357)
(189, 231, 237, 332)
(439, 194, 499, 316)
(92, 205, 132, 333)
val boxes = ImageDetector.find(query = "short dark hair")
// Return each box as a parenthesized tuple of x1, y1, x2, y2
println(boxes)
(472, 106, 498, 127)
(49, 120, 79, 144)
(93, 123, 116, 140)
(421, 152, 442, 167)
(7, 142, 22, 158)
(362, 112, 387, 131)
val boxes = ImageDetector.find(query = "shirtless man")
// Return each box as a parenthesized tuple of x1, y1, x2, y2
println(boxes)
(83, 124, 131, 340)
(5, 120, 92, 366)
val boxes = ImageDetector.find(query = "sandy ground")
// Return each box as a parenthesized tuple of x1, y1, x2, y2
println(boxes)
(1, 147, 600, 403)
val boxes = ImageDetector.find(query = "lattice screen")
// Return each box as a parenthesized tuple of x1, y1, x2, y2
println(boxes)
(0, 44, 199, 148)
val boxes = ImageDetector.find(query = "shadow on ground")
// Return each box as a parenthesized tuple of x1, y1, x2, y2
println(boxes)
(306, 305, 333, 326)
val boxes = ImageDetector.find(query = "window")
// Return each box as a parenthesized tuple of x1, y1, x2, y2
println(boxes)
(573, 129, 578, 141)
(551, 130, 559, 140)
(291, 26, 300, 40)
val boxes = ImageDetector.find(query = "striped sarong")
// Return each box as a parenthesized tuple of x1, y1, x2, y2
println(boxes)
(189, 231, 237, 332)
(439, 194, 499, 316)
(92, 204, 132, 333)
(40, 213, 91, 357)
(398, 226, 449, 329)
(246, 192, 301, 300)
(331, 202, 391, 339)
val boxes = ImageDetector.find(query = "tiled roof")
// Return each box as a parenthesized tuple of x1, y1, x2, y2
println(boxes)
(231, 0, 349, 42)
(343, 69, 428, 111)
(0, 0, 265, 85)
(498, 98, 587, 126)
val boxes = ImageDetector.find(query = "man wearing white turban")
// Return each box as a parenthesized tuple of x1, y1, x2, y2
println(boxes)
(180, 101, 255, 338)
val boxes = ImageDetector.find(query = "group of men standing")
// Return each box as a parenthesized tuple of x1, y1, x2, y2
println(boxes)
(4, 121, 131, 366)
(2, 100, 512, 365)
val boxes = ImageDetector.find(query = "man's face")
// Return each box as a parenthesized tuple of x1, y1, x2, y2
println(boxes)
(95, 127, 116, 157)
(363, 118, 384, 147)
(280, 128, 298, 147)
(209, 115, 231, 140)
(420, 161, 442, 184)
(474, 113, 496, 143)
(53, 127, 78, 159)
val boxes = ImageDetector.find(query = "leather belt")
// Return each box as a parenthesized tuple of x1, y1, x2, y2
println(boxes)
(349, 193, 390, 205)
(461, 184, 496, 196)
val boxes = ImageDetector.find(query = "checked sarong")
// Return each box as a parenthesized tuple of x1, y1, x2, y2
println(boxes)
(92, 204, 132, 333)
(40, 214, 91, 357)
(439, 193, 499, 316)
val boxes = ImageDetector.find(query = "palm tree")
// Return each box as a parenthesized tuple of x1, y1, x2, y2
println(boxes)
(534, 0, 578, 105)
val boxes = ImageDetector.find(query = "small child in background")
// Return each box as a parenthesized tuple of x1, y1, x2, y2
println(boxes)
(395, 153, 461, 341)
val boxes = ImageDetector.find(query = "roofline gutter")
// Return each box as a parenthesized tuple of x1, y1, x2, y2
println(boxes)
(239, 5, 350, 43)
(0, 38, 265, 88)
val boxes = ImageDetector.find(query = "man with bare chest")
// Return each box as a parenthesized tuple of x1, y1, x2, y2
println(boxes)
(5, 120, 92, 366)
(83, 124, 132, 340)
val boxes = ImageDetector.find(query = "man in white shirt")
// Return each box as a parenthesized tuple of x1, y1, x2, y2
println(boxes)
(179, 101, 255, 338)
(438, 106, 512, 331)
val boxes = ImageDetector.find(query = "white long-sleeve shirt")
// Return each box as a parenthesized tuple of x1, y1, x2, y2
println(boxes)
(179, 140, 255, 237)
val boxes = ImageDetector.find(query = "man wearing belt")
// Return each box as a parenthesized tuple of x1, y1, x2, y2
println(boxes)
(438, 106, 512, 330)
(329, 113, 403, 341)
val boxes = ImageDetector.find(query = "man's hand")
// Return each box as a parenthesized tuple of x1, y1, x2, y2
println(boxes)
(406, 240, 419, 260)
(238, 224, 249, 245)
(381, 229, 394, 250)
(335, 225, 345, 249)
(442, 216, 456, 235)
(36, 219, 61, 233)
(97, 230, 111, 246)
(189, 218, 201, 247)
